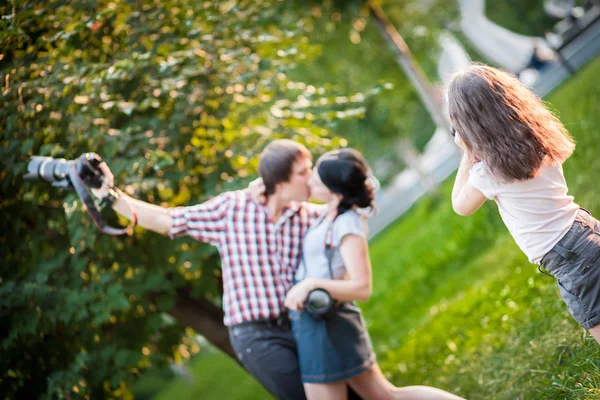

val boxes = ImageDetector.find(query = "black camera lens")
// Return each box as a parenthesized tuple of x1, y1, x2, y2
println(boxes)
(24, 156, 73, 185)
(305, 288, 334, 316)
(24, 153, 104, 189)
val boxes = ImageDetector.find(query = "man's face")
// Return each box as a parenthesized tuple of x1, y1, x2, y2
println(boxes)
(277, 156, 313, 202)
(308, 165, 332, 203)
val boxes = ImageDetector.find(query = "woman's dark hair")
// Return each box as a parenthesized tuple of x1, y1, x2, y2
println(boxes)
(317, 148, 375, 215)
(447, 64, 575, 183)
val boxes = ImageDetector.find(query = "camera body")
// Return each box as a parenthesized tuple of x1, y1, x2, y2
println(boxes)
(304, 288, 336, 319)
(24, 152, 104, 189)
(24, 152, 135, 236)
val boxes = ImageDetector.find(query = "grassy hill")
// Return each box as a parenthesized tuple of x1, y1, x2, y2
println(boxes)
(144, 56, 600, 400)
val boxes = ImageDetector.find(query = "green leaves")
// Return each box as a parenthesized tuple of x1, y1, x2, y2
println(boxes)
(0, 1, 382, 398)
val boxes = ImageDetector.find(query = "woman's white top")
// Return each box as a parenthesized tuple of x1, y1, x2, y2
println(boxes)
(296, 210, 366, 282)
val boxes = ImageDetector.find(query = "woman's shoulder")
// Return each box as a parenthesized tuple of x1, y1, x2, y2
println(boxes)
(334, 210, 366, 239)
(337, 209, 362, 223)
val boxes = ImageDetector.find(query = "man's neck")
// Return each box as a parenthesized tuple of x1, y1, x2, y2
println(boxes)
(265, 194, 290, 222)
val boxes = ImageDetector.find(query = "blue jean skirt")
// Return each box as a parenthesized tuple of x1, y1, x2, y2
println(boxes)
(539, 208, 600, 330)
(290, 302, 376, 384)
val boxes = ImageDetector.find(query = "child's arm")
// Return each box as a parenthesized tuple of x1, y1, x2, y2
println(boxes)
(452, 152, 487, 216)
(284, 234, 372, 310)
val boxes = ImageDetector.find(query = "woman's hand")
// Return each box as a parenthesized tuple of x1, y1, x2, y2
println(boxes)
(247, 177, 267, 205)
(90, 162, 114, 199)
(284, 279, 316, 312)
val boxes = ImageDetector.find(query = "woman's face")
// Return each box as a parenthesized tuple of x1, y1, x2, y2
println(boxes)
(308, 166, 335, 203)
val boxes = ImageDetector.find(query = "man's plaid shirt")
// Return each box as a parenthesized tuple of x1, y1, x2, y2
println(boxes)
(169, 190, 322, 326)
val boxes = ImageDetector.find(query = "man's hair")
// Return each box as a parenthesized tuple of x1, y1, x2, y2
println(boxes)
(259, 139, 311, 195)
(447, 64, 575, 183)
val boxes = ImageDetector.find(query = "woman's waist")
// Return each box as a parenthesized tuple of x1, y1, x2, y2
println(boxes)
(291, 301, 362, 320)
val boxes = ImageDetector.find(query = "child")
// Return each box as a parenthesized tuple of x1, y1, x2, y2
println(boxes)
(448, 64, 600, 343)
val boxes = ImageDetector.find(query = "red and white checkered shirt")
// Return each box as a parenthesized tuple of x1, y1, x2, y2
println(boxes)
(169, 190, 322, 326)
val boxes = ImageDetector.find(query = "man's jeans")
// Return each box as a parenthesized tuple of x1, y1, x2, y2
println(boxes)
(229, 321, 306, 400)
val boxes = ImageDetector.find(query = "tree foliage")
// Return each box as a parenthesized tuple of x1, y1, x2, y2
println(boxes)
(0, 0, 380, 398)
(287, 0, 459, 182)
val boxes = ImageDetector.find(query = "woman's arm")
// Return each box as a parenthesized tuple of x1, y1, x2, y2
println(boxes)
(284, 234, 372, 311)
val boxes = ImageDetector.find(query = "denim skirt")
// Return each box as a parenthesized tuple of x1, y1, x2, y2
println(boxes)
(539, 208, 600, 330)
(290, 302, 376, 384)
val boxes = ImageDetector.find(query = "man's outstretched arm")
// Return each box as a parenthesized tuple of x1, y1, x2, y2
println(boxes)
(93, 162, 172, 235)
(112, 195, 172, 235)
(94, 162, 230, 243)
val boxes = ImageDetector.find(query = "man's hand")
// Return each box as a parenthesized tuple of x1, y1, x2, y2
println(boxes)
(91, 162, 114, 199)
(247, 177, 267, 205)
(284, 279, 316, 311)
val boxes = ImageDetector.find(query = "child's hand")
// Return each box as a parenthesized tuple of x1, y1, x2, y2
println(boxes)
(454, 131, 467, 152)
(454, 131, 480, 163)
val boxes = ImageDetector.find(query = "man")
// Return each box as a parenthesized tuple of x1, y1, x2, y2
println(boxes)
(94, 139, 322, 399)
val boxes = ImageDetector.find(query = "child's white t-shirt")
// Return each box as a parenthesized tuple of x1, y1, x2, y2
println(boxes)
(468, 162, 579, 264)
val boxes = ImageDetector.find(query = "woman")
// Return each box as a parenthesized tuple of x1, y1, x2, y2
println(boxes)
(285, 148, 462, 400)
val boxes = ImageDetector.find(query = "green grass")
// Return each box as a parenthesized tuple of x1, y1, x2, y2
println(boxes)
(145, 348, 271, 400)
(363, 55, 600, 399)
(147, 56, 600, 400)
(485, 0, 587, 37)
(455, 1, 588, 70)
(485, 0, 557, 37)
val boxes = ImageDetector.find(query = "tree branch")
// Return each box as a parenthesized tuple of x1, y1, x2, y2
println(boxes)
(168, 289, 240, 366)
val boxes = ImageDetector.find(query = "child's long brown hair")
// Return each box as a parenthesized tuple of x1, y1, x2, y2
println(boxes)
(447, 64, 575, 183)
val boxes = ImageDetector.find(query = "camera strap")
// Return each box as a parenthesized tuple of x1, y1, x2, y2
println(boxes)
(68, 164, 136, 236)
(323, 220, 336, 280)
(299, 215, 336, 281)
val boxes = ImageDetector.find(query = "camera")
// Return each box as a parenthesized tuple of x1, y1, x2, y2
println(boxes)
(24, 152, 104, 189)
(305, 288, 336, 319)
(24, 152, 134, 236)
